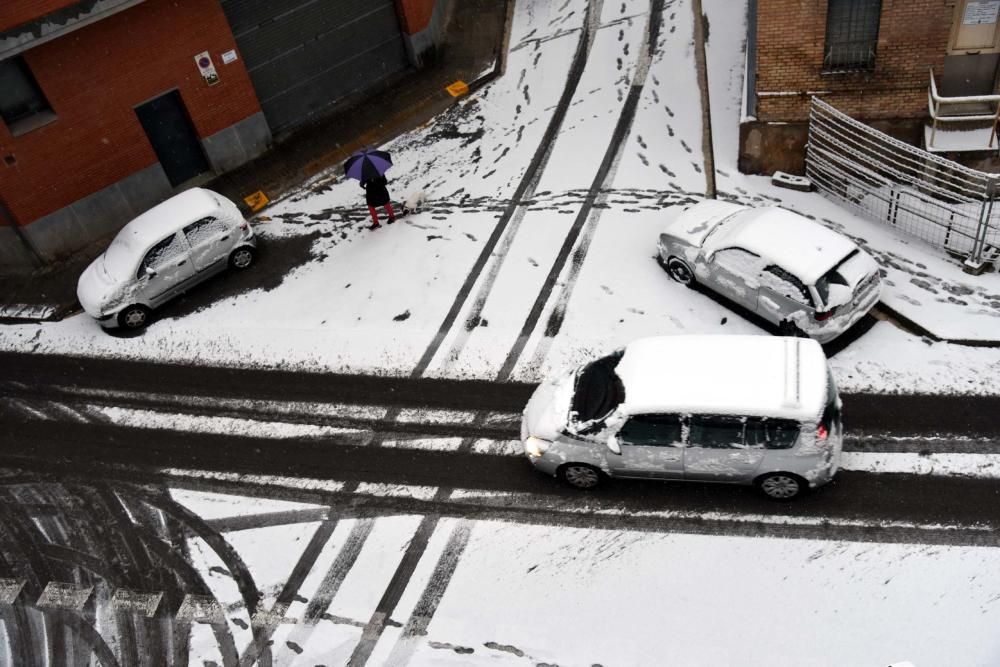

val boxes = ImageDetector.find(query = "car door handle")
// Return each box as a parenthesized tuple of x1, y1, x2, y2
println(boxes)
(177, 260, 186, 266)
(220, 235, 229, 241)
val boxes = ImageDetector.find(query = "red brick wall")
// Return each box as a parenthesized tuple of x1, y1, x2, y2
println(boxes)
(0, 0, 80, 32)
(395, 0, 436, 35)
(755, 0, 954, 122)
(0, 0, 262, 226)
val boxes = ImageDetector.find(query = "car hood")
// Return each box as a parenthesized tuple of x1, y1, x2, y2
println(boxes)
(77, 255, 126, 317)
(522, 370, 576, 441)
(664, 200, 746, 248)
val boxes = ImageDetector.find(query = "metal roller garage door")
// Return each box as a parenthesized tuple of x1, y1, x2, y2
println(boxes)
(220, 0, 410, 133)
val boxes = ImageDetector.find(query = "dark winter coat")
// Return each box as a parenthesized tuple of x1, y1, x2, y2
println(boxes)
(362, 176, 390, 207)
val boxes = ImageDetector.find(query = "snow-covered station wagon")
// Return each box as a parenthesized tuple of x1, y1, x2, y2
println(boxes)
(657, 201, 882, 343)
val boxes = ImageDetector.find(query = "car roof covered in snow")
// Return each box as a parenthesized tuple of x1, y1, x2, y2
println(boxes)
(112, 188, 227, 252)
(614, 335, 829, 421)
(704, 206, 858, 285)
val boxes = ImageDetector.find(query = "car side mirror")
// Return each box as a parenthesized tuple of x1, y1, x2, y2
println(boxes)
(144, 267, 157, 278)
(606, 434, 622, 455)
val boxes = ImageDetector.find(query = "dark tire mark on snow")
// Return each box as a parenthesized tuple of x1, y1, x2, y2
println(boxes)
(500, 0, 667, 378)
(409, 0, 602, 378)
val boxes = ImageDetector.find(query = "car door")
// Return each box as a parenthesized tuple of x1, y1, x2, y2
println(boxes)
(136, 232, 196, 307)
(607, 414, 685, 479)
(683, 415, 766, 482)
(183, 215, 232, 272)
(703, 247, 760, 312)
(757, 264, 815, 325)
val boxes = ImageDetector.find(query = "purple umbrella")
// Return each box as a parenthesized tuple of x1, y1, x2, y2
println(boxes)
(344, 149, 392, 182)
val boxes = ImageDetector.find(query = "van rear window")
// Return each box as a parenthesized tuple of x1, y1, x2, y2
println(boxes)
(745, 418, 800, 450)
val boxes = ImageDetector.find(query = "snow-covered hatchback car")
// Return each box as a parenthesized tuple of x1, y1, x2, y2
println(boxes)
(658, 201, 882, 343)
(522, 335, 843, 500)
(77, 188, 256, 331)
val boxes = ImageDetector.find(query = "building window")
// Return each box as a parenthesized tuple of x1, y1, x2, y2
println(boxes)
(824, 0, 882, 72)
(0, 56, 55, 135)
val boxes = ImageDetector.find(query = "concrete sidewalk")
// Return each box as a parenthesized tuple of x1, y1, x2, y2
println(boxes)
(0, 0, 511, 324)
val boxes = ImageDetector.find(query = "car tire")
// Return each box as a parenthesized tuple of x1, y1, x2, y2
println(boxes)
(558, 463, 603, 490)
(117, 304, 150, 330)
(756, 472, 807, 501)
(665, 256, 695, 287)
(229, 246, 256, 270)
(779, 320, 807, 338)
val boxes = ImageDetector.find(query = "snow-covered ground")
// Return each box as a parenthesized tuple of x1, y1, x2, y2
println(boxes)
(1, 0, 999, 394)
(163, 486, 1000, 667)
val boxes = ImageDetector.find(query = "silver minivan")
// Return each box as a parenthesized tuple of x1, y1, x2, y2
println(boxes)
(521, 335, 843, 500)
(77, 188, 256, 331)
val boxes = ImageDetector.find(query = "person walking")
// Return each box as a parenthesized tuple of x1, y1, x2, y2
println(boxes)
(344, 148, 395, 231)
(362, 174, 395, 230)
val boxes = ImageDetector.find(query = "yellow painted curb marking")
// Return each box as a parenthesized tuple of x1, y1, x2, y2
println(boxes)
(244, 190, 269, 212)
(446, 80, 469, 97)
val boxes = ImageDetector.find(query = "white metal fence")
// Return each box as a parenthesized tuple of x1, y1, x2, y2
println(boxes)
(806, 97, 1000, 267)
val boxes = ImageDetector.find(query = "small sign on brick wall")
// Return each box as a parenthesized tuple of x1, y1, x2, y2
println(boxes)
(195, 51, 219, 85)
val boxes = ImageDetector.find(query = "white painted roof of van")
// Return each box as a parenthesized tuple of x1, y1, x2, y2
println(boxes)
(614, 335, 828, 421)
(112, 188, 222, 251)
(703, 206, 858, 285)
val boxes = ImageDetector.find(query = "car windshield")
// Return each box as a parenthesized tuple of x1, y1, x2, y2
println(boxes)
(571, 350, 625, 429)
(102, 235, 137, 281)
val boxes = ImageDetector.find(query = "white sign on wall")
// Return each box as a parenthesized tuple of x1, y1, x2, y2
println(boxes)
(221, 49, 238, 65)
(194, 51, 219, 85)
(964, 0, 1000, 25)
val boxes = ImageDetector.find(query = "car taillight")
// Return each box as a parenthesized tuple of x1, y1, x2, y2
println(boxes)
(816, 422, 829, 440)
(814, 309, 836, 321)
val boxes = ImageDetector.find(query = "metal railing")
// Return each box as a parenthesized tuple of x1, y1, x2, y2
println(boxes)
(806, 97, 1000, 269)
(927, 68, 1000, 149)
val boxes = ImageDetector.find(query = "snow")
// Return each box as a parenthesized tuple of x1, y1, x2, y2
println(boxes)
(614, 335, 828, 420)
(925, 124, 999, 153)
(395, 522, 1000, 667)
(1, 0, 999, 400)
(702, 206, 860, 284)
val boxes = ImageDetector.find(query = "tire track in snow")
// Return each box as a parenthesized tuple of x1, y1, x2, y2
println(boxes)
(410, 0, 602, 378)
(348, 5, 606, 660)
(499, 0, 666, 380)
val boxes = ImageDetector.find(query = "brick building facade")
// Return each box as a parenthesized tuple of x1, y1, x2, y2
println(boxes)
(0, 0, 445, 273)
(739, 0, 1000, 175)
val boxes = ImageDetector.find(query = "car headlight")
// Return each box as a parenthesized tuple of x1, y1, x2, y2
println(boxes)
(524, 436, 551, 458)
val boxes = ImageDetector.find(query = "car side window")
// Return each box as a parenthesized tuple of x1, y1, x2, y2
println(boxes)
(183, 216, 228, 246)
(618, 414, 683, 447)
(761, 265, 812, 306)
(138, 233, 186, 278)
(745, 417, 800, 450)
(688, 415, 746, 449)
(710, 247, 760, 274)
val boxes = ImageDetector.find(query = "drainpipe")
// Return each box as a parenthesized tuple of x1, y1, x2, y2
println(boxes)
(0, 197, 45, 269)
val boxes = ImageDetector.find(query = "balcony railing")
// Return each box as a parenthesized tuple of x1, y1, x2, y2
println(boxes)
(927, 68, 1000, 151)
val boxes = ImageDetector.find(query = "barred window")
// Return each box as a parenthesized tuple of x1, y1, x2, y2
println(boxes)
(824, 0, 882, 72)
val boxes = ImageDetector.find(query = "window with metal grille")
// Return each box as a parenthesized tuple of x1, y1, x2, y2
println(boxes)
(0, 56, 53, 131)
(824, 0, 882, 72)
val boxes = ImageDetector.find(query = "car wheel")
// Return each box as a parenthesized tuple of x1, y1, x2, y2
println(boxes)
(229, 246, 256, 270)
(779, 320, 807, 338)
(756, 472, 806, 500)
(117, 304, 150, 330)
(665, 257, 695, 286)
(558, 463, 603, 490)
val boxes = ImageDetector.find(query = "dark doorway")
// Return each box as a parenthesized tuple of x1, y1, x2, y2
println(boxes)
(135, 90, 210, 187)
